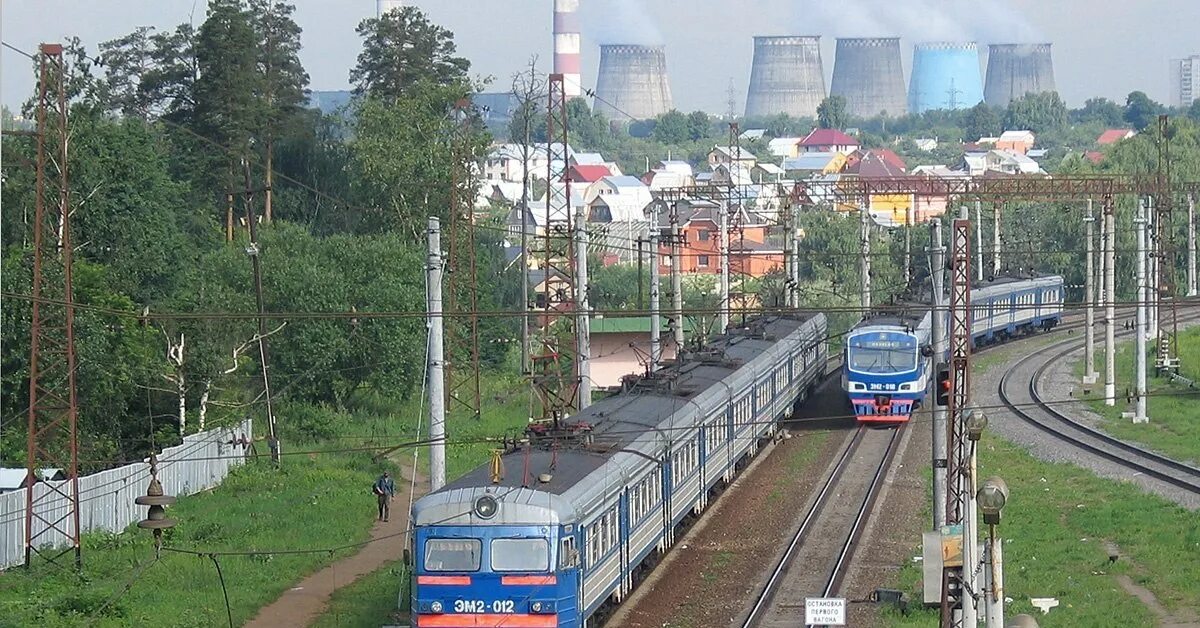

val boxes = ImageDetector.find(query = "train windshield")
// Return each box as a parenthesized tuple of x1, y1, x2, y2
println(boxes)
(424, 538, 481, 572)
(848, 335, 918, 374)
(492, 538, 550, 572)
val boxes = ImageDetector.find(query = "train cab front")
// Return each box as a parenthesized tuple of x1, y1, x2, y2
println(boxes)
(843, 331, 924, 423)
(411, 489, 580, 628)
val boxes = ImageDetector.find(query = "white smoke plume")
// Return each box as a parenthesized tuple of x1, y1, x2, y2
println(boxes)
(794, 0, 1044, 43)
(580, 0, 665, 46)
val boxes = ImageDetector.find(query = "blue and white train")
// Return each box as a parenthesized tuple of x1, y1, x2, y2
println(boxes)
(844, 274, 1064, 422)
(407, 314, 828, 628)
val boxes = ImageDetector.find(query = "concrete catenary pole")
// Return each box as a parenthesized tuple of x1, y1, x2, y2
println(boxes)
(1135, 200, 1149, 424)
(670, 204, 685, 349)
(1084, 201, 1097, 384)
(648, 204, 662, 367)
(985, 528, 1005, 628)
(791, 201, 802, 308)
(1104, 195, 1117, 406)
(427, 217, 446, 491)
(904, 205, 913, 287)
(975, 201, 984, 281)
(992, 201, 1002, 278)
(720, 200, 731, 331)
(575, 202, 592, 409)
(860, 206, 871, 314)
(1188, 193, 1197, 297)
(930, 219, 948, 529)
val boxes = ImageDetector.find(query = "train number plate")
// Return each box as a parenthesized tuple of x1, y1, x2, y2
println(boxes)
(454, 599, 516, 613)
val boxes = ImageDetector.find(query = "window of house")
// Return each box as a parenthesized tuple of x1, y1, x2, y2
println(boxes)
(698, 255, 710, 267)
(698, 230, 711, 241)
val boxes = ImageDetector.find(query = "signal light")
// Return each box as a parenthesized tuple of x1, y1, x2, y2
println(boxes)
(935, 363, 951, 407)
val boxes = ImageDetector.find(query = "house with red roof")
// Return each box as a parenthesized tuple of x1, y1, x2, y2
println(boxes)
(567, 164, 614, 183)
(798, 128, 860, 155)
(1097, 129, 1135, 146)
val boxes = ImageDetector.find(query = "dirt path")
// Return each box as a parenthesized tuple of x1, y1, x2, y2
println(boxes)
(244, 466, 426, 628)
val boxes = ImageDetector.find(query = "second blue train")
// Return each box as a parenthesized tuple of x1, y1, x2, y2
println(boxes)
(843, 274, 1064, 423)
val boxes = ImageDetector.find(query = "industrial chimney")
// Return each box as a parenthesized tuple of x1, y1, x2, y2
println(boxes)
(593, 45, 673, 121)
(830, 37, 907, 118)
(984, 44, 1057, 107)
(745, 36, 826, 119)
(908, 42, 984, 113)
(376, 0, 403, 17)
(553, 0, 582, 97)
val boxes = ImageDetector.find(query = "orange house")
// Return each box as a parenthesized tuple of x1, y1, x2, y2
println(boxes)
(653, 200, 783, 278)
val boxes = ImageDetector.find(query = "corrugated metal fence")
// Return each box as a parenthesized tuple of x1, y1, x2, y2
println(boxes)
(0, 419, 252, 570)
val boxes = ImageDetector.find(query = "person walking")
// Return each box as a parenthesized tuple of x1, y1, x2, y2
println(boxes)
(373, 471, 396, 522)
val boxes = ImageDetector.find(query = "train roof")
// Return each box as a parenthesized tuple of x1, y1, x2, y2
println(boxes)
(439, 315, 822, 499)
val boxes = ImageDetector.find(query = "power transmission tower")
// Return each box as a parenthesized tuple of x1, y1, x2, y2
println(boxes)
(25, 43, 82, 569)
(726, 77, 738, 121)
(946, 78, 962, 110)
(446, 99, 482, 421)
(529, 74, 588, 432)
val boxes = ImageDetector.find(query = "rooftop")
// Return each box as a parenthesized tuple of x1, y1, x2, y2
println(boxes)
(800, 128, 859, 147)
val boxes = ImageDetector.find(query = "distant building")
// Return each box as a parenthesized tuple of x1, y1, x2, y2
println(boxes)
(1096, 129, 1135, 146)
(782, 152, 847, 178)
(798, 128, 859, 155)
(992, 130, 1036, 156)
(588, 316, 690, 388)
(706, 145, 758, 169)
(1171, 55, 1200, 108)
(568, 164, 614, 184)
(913, 138, 938, 152)
(767, 137, 805, 158)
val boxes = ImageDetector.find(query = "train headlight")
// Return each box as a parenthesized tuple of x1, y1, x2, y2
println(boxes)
(430, 601, 444, 614)
(475, 494, 499, 519)
(531, 600, 556, 613)
(532, 602, 542, 612)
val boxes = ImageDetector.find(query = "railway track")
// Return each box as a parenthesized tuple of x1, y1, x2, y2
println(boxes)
(998, 318, 1200, 498)
(739, 424, 905, 628)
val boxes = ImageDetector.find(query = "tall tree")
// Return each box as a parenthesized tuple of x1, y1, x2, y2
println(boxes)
(248, 0, 310, 222)
(1124, 91, 1163, 131)
(139, 23, 200, 123)
(686, 110, 711, 141)
(817, 95, 848, 130)
(350, 6, 469, 100)
(653, 109, 689, 144)
(1072, 97, 1125, 127)
(1003, 91, 1067, 133)
(964, 101, 1001, 140)
(97, 26, 156, 118)
(193, 0, 262, 226)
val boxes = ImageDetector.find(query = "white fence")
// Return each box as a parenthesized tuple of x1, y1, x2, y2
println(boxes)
(0, 419, 252, 570)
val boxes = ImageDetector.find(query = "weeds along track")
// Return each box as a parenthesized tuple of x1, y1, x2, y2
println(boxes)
(739, 424, 905, 628)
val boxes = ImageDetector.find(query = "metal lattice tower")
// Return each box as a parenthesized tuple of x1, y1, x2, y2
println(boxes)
(25, 43, 82, 569)
(530, 74, 582, 428)
(941, 216, 973, 626)
(446, 99, 482, 421)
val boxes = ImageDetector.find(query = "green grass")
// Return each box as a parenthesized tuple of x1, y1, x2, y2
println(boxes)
(1075, 326, 1200, 464)
(885, 435, 1200, 627)
(0, 373, 531, 628)
(312, 560, 409, 628)
(882, 333, 1200, 627)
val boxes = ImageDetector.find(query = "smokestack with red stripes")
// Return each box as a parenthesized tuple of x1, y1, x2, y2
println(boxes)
(554, 0, 582, 97)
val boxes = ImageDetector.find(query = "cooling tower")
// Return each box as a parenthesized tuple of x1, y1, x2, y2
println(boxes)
(830, 37, 907, 118)
(745, 36, 826, 118)
(984, 44, 1057, 107)
(593, 45, 673, 121)
(553, 0, 582, 98)
(908, 42, 984, 113)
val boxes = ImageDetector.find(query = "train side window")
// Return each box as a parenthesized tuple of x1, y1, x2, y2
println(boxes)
(559, 536, 578, 568)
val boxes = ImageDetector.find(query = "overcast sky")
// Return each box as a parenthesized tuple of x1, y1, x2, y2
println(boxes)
(2, 1, 1198, 113)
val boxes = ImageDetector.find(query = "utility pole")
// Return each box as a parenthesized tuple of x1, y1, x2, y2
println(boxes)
(242, 160, 280, 465)
(992, 201, 1002, 278)
(575, 200, 592, 409)
(719, 198, 731, 331)
(930, 219, 948, 530)
(790, 200, 802, 309)
(974, 201, 984, 281)
(1134, 202, 1149, 424)
(1188, 193, 1197, 297)
(25, 42, 82, 569)
(904, 205, 913, 287)
(670, 202, 685, 349)
(860, 206, 872, 314)
(648, 202, 662, 367)
(1104, 193, 1117, 407)
(1147, 196, 1158, 342)
(427, 217, 447, 490)
(1084, 200, 1097, 385)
